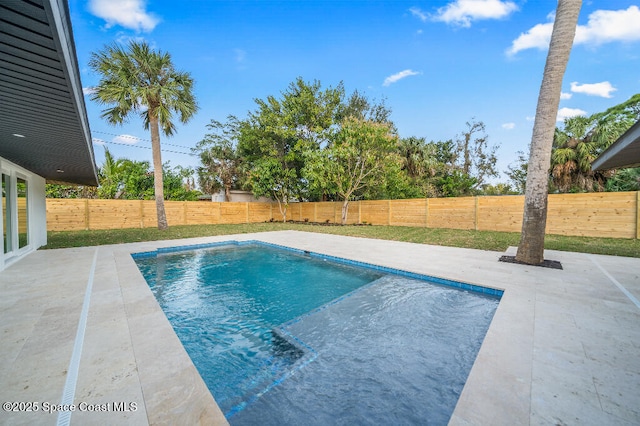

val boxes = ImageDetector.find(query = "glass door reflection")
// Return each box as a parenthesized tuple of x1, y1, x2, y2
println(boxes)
(17, 177, 28, 249)
(2, 174, 11, 254)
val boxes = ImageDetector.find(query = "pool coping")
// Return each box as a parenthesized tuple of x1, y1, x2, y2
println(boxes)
(1, 230, 639, 425)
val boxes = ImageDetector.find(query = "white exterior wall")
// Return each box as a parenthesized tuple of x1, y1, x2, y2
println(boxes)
(211, 190, 272, 203)
(29, 172, 47, 249)
(0, 156, 47, 272)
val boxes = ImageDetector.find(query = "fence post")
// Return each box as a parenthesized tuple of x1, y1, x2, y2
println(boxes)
(388, 200, 391, 225)
(140, 200, 144, 228)
(84, 199, 89, 230)
(246, 202, 250, 223)
(358, 201, 362, 224)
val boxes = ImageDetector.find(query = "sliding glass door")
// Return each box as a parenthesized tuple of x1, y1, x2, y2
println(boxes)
(17, 177, 28, 249)
(1, 172, 30, 257)
(2, 173, 11, 254)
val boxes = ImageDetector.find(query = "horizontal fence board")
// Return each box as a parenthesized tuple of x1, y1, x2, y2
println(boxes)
(477, 196, 524, 233)
(46, 199, 87, 231)
(315, 202, 337, 223)
(185, 203, 219, 225)
(359, 200, 389, 225)
(249, 203, 273, 223)
(390, 199, 427, 227)
(164, 201, 187, 227)
(298, 203, 314, 222)
(286, 203, 302, 222)
(219, 203, 248, 224)
(45, 191, 639, 239)
(428, 197, 475, 230)
(142, 201, 157, 228)
(88, 200, 142, 229)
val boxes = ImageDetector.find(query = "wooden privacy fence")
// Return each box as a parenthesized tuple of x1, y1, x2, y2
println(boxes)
(46, 191, 640, 239)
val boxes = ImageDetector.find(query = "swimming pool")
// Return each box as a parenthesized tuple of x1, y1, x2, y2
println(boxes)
(133, 241, 501, 424)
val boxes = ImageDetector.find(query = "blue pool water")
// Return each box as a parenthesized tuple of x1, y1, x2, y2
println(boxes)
(134, 242, 500, 424)
(134, 243, 383, 413)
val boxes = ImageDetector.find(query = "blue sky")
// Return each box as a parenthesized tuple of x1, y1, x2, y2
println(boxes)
(69, 0, 640, 184)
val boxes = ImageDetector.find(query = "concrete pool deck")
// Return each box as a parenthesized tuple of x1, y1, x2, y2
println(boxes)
(0, 230, 638, 425)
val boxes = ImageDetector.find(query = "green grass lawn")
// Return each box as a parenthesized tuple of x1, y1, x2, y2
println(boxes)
(42, 222, 640, 258)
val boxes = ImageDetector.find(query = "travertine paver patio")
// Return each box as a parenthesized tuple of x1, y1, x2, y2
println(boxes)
(1, 231, 638, 425)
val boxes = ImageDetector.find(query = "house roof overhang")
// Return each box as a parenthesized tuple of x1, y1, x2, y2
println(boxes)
(592, 120, 640, 171)
(0, 0, 98, 186)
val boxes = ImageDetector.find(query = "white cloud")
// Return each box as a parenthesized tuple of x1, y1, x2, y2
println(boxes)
(89, 0, 160, 32)
(82, 87, 97, 95)
(557, 107, 587, 122)
(383, 69, 421, 86)
(409, 7, 428, 22)
(506, 21, 553, 56)
(570, 81, 616, 98)
(560, 92, 572, 100)
(433, 0, 518, 27)
(508, 6, 640, 56)
(502, 122, 515, 130)
(113, 134, 140, 145)
(574, 6, 640, 45)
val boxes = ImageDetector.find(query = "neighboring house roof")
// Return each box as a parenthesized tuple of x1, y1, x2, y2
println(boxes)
(592, 120, 640, 171)
(0, 0, 98, 185)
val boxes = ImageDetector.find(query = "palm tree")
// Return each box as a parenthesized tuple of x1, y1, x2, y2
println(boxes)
(551, 115, 612, 192)
(551, 95, 640, 192)
(89, 41, 197, 230)
(515, 0, 582, 265)
(98, 147, 124, 198)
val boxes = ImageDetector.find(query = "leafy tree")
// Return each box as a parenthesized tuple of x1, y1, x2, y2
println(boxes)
(119, 159, 154, 199)
(506, 150, 528, 194)
(222, 77, 399, 212)
(362, 159, 423, 200)
(516, 0, 581, 265)
(45, 184, 97, 198)
(194, 117, 244, 201)
(454, 119, 499, 192)
(478, 183, 518, 195)
(437, 170, 477, 197)
(304, 118, 399, 224)
(162, 163, 200, 201)
(281, 77, 345, 147)
(397, 137, 473, 197)
(238, 78, 347, 219)
(341, 90, 394, 127)
(89, 41, 197, 230)
(605, 167, 640, 192)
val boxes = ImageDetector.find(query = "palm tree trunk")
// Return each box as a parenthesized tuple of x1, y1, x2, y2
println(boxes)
(150, 114, 169, 230)
(516, 0, 582, 265)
